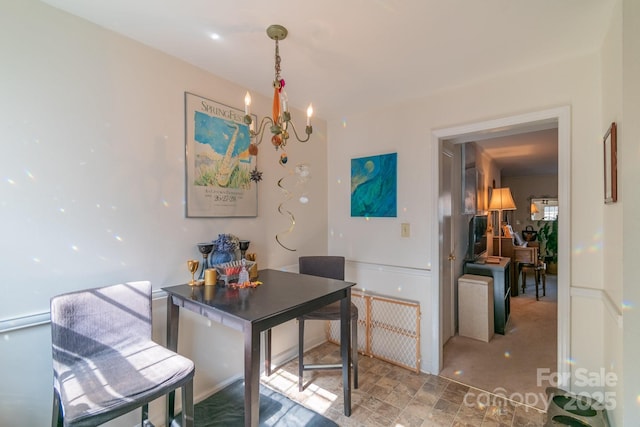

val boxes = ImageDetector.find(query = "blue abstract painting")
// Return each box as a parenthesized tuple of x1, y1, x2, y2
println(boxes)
(351, 153, 397, 217)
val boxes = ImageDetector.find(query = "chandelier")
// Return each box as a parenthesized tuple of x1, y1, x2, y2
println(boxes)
(243, 25, 313, 150)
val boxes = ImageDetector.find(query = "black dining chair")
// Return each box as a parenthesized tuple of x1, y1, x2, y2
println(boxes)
(50, 281, 195, 427)
(297, 256, 359, 392)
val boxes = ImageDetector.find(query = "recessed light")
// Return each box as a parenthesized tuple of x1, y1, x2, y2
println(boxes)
(210, 33, 221, 41)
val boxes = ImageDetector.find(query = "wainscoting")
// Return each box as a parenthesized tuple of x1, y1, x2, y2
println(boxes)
(344, 260, 433, 373)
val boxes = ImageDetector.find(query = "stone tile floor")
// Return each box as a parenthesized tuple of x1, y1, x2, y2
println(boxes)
(261, 342, 546, 426)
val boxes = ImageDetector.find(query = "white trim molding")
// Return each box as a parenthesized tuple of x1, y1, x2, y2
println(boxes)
(571, 286, 623, 328)
(346, 259, 431, 277)
(0, 312, 50, 334)
(1, 289, 169, 334)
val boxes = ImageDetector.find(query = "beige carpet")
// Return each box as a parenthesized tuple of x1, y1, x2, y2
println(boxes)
(440, 274, 557, 410)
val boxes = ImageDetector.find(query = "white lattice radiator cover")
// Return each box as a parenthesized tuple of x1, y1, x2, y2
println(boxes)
(326, 290, 421, 372)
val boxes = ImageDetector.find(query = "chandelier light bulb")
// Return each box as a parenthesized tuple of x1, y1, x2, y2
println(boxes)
(244, 92, 252, 115)
(306, 104, 313, 126)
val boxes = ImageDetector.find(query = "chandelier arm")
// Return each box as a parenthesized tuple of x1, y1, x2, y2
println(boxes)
(286, 120, 312, 143)
(249, 116, 275, 145)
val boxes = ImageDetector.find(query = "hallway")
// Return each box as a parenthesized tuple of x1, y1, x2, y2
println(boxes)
(440, 275, 558, 410)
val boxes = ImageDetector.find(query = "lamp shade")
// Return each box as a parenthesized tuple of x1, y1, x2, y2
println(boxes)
(488, 187, 517, 211)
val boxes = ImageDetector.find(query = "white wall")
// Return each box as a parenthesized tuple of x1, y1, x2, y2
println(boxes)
(0, 1, 328, 425)
(621, 0, 640, 424)
(327, 28, 611, 402)
(327, 105, 435, 372)
(600, 1, 624, 424)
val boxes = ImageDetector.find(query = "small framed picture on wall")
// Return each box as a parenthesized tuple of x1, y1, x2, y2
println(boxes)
(603, 122, 617, 204)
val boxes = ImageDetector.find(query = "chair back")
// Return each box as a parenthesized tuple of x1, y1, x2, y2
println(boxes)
(514, 246, 538, 264)
(51, 281, 152, 359)
(50, 281, 196, 427)
(299, 256, 345, 281)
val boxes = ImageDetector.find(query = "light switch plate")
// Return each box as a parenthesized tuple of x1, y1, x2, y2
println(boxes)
(401, 223, 410, 237)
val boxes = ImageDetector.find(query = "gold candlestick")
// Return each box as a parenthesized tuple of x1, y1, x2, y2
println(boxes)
(187, 259, 200, 286)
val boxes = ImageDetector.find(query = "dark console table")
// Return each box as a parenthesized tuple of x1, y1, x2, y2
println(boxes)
(463, 257, 511, 334)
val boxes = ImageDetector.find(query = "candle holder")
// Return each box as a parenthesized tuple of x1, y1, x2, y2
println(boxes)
(196, 242, 214, 281)
(187, 259, 199, 286)
(239, 240, 250, 260)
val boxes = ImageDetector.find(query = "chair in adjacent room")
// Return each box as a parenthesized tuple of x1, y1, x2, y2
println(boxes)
(514, 246, 537, 293)
(516, 244, 546, 300)
(523, 259, 547, 300)
(297, 256, 359, 392)
(50, 281, 195, 427)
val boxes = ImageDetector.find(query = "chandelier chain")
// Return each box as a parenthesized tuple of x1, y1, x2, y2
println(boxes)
(274, 39, 281, 84)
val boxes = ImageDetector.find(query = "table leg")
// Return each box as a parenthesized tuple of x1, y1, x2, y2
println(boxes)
(264, 328, 272, 376)
(166, 297, 180, 426)
(244, 325, 261, 427)
(341, 290, 352, 417)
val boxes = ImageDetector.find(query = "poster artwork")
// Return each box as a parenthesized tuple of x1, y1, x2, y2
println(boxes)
(185, 92, 257, 217)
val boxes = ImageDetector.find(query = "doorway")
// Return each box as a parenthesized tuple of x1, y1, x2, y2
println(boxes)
(430, 107, 571, 392)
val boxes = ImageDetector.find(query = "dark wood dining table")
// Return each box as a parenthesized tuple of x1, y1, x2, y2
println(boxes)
(163, 268, 355, 427)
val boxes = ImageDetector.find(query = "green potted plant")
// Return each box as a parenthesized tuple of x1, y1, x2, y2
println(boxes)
(537, 218, 558, 274)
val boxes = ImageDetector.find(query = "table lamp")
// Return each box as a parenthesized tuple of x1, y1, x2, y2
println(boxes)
(488, 187, 517, 257)
(531, 203, 539, 214)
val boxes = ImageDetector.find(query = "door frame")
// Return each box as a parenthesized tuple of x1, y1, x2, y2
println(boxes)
(429, 106, 571, 388)
(440, 146, 455, 345)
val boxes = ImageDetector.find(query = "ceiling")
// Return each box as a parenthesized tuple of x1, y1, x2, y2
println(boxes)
(41, 0, 613, 175)
(476, 128, 558, 177)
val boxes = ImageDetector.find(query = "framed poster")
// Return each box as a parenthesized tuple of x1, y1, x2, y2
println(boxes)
(462, 143, 477, 214)
(463, 167, 477, 214)
(350, 152, 397, 217)
(185, 92, 257, 217)
(603, 122, 617, 204)
(477, 169, 485, 213)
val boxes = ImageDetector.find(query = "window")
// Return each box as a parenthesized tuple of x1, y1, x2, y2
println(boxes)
(543, 205, 558, 221)
(530, 197, 558, 221)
